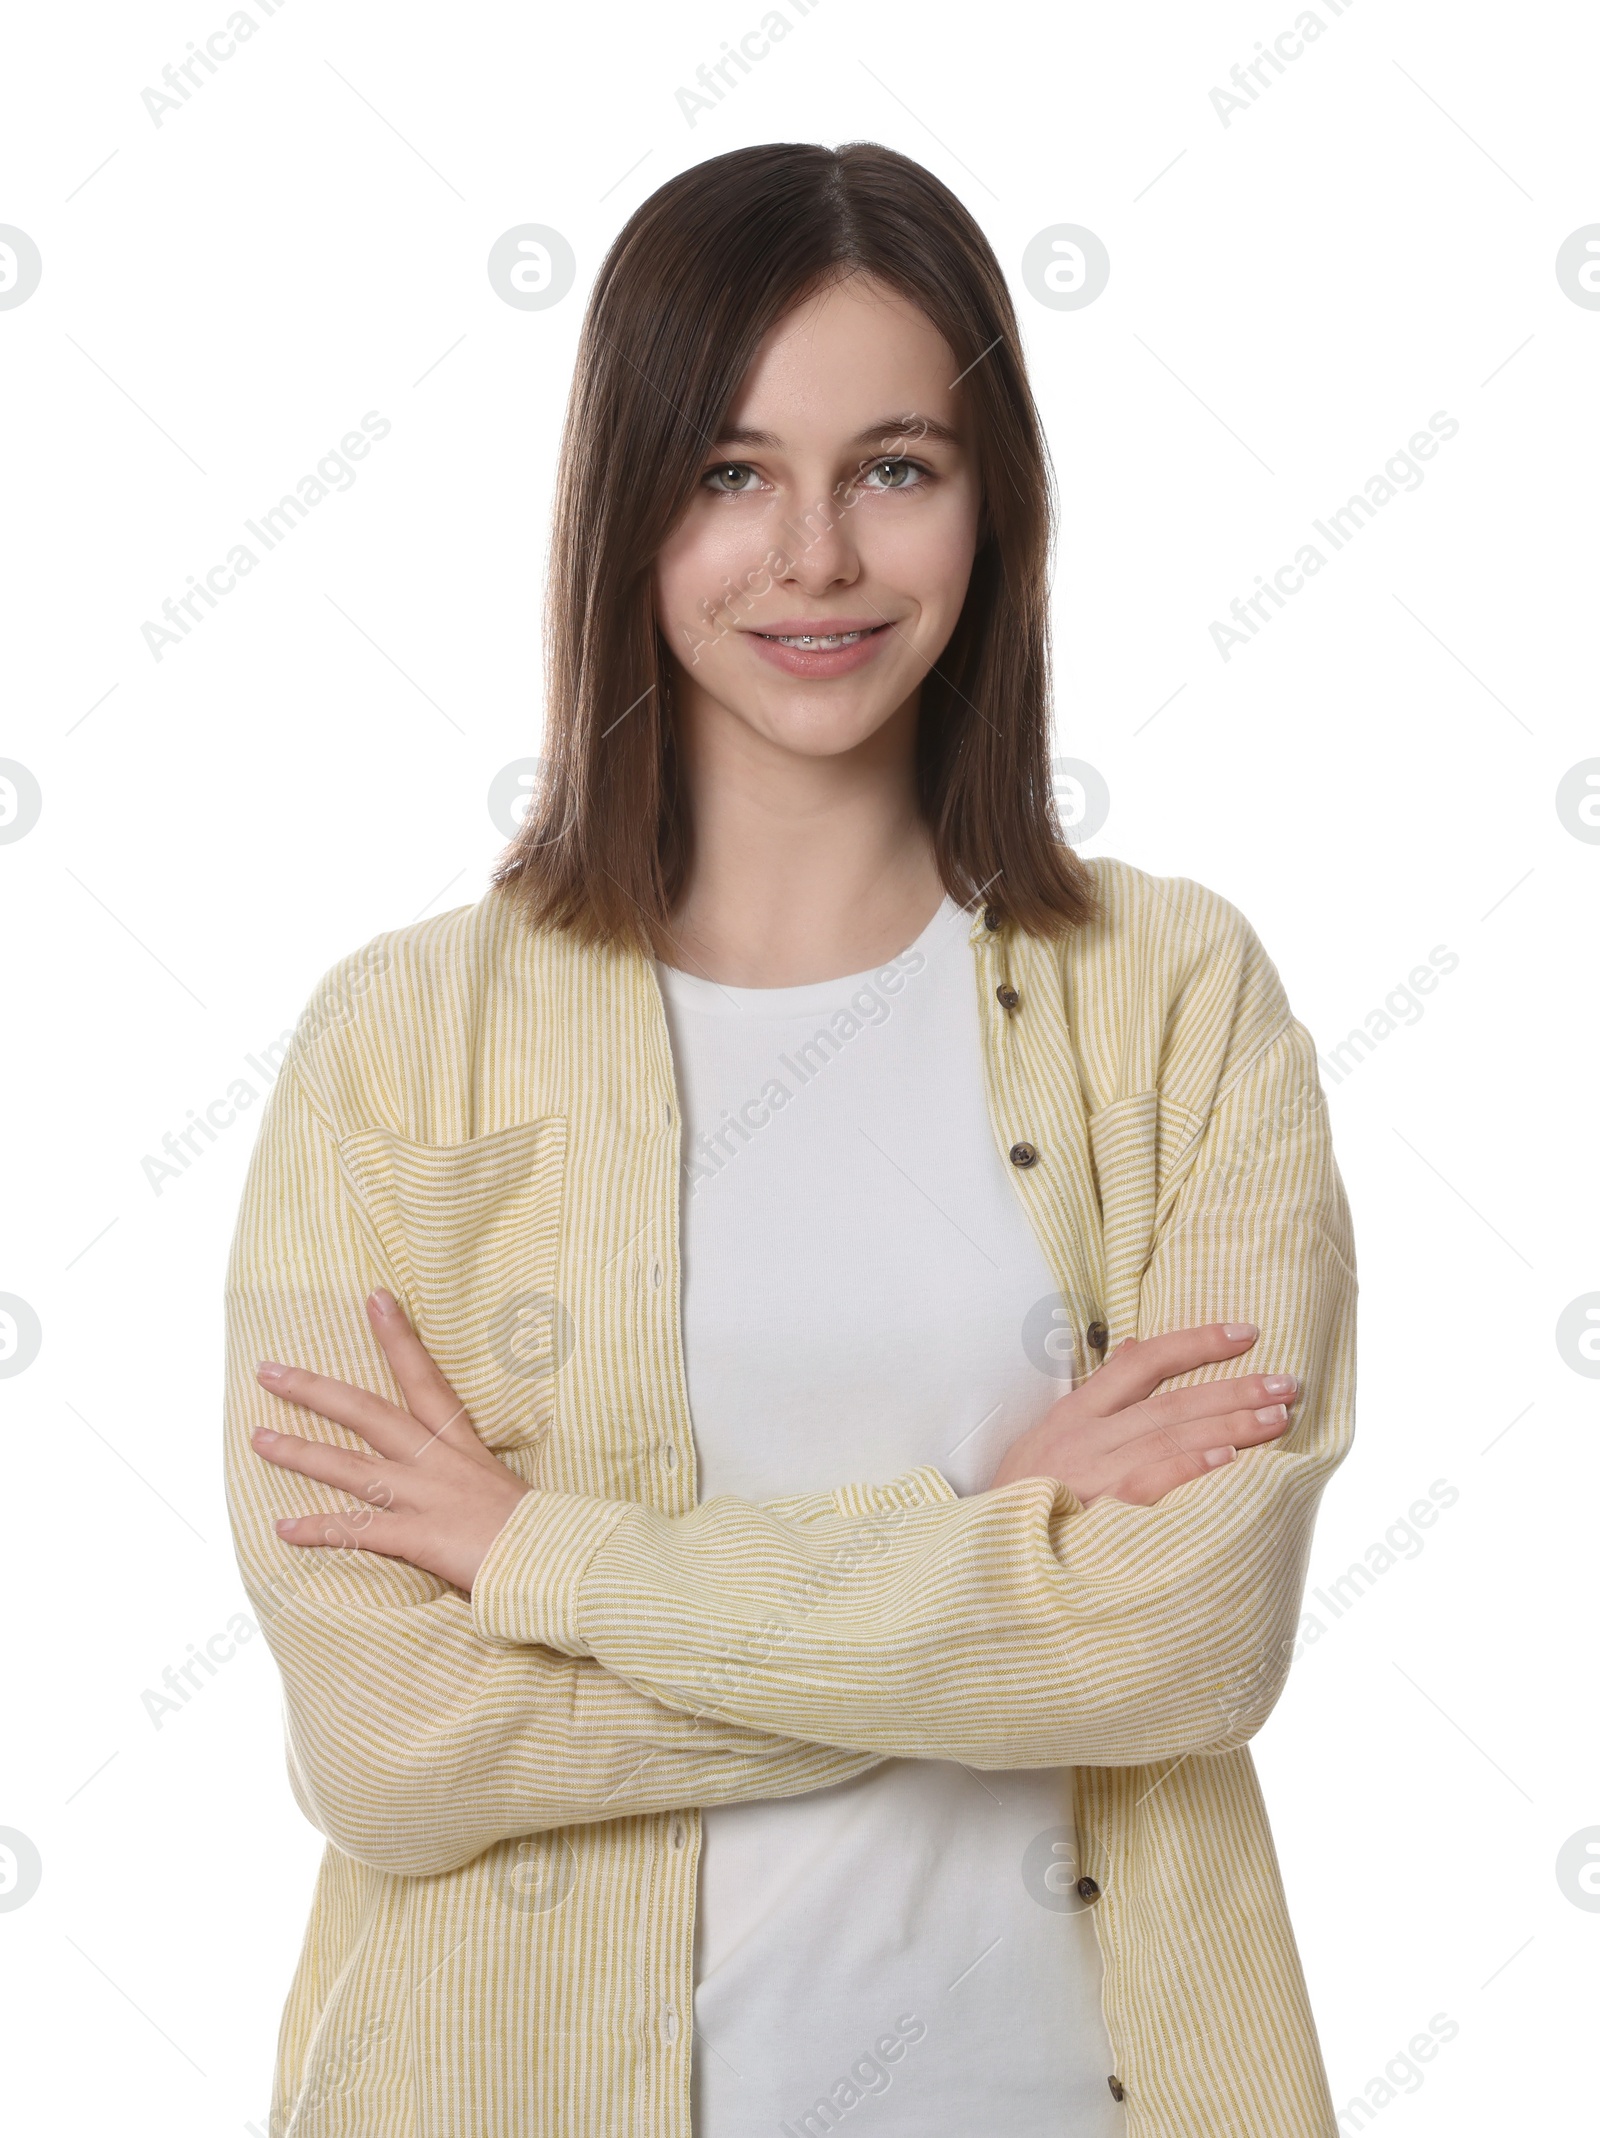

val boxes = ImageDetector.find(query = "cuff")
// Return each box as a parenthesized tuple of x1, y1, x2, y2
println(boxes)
(470, 1487, 630, 1652)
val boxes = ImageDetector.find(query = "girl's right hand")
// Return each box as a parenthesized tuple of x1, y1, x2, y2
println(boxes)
(987, 1322, 1300, 1507)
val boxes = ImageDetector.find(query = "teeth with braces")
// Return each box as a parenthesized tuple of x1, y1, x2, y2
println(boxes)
(762, 629, 870, 648)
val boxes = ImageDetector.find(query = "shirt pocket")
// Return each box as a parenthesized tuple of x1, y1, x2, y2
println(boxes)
(336, 1115, 569, 1454)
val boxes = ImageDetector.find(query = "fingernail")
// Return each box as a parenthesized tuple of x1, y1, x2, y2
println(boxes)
(369, 1288, 396, 1316)
(257, 1361, 286, 1383)
(274, 1517, 296, 1535)
(1262, 1373, 1297, 1395)
(252, 1427, 278, 1444)
(1204, 1445, 1236, 1468)
(1222, 1323, 1258, 1340)
(1254, 1404, 1288, 1425)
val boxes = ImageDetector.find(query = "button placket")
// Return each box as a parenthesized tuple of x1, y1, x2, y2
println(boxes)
(977, 907, 1041, 1187)
(981, 904, 1021, 1017)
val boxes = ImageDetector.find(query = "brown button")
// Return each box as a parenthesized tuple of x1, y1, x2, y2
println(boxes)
(1107, 2075, 1125, 2102)
(983, 905, 1002, 930)
(996, 984, 1020, 1011)
(1076, 1874, 1100, 1901)
(1008, 1142, 1038, 1168)
(1086, 1320, 1109, 1351)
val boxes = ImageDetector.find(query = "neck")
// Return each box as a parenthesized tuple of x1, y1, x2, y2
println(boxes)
(656, 692, 946, 987)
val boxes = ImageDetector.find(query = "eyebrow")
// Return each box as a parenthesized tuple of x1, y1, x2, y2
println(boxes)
(710, 415, 961, 452)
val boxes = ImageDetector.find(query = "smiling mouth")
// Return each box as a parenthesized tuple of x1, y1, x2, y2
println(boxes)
(755, 624, 890, 649)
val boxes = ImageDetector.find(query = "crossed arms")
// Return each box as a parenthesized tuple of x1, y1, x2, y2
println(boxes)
(223, 1019, 1355, 1878)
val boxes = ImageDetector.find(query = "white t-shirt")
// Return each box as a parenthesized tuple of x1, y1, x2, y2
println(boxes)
(654, 896, 1122, 2138)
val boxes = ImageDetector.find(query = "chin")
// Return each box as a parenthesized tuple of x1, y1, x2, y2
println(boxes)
(745, 695, 906, 758)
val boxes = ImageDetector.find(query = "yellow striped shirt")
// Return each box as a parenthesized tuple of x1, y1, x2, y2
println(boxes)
(223, 855, 1356, 2136)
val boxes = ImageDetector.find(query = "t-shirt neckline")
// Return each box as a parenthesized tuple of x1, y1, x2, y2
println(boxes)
(653, 894, 966, 1018)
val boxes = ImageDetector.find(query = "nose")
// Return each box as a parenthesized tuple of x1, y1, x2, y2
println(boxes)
(776, 486, 861, 598)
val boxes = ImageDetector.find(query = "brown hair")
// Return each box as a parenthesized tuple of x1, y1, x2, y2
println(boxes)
(491, 139, 1097, 950)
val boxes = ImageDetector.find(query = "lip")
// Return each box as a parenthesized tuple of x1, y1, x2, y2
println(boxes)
(742, 618, 897, 679)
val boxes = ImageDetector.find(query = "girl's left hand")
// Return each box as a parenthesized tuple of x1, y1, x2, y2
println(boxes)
(250, 1288, 532, 1593)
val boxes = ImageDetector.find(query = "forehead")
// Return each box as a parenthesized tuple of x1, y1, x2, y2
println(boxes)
(718, 274, 962, 445)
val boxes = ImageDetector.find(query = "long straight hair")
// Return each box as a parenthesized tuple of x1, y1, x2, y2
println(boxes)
(491, 140, 1096, 950)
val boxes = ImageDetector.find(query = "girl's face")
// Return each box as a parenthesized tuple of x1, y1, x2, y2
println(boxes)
(652, 272, 982, 764)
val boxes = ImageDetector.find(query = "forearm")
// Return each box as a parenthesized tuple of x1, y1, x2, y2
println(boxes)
(232, 1362, 883, 1876)
(471, 1019, 1356, 1767)
(470, 1447, 1331, 1769)
(226, 1062, 879, 1880)
(250, 1544, 879, 1876)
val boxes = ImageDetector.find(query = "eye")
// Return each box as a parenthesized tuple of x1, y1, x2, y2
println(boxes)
(859, 457, 930, 492)
(702, 461, 763, 495)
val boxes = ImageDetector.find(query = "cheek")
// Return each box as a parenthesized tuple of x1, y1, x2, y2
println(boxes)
(655, 507, 780, 629)
(856, 490, 979, 618)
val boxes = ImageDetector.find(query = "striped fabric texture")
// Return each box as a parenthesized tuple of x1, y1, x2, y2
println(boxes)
(223, 855, 1357, 2137)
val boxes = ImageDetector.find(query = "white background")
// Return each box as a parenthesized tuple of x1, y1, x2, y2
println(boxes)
(1, 1, 1595, 2131)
